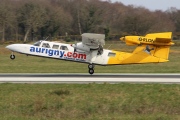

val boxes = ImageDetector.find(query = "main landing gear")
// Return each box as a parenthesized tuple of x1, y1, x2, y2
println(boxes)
(10, 52, 15, 60)
(88, 64, 95, 75)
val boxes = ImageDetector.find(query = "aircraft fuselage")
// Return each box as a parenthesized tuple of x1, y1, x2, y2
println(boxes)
(6, 41, 111, 65)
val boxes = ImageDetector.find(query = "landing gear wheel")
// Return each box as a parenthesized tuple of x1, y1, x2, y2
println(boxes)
(88, 64, 95, 74)
(89, 69, 94, 75)
(10, 55, 15, 60)
(88, 64, 94, 69)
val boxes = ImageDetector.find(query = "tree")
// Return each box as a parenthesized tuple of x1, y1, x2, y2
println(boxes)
(102, 2, 126, 34)
(0, 0, 178, 41)
(0, 0, 15, 42)
(122, 6, 155, 35)
(40, 5, 72, 39)
(167, 7, 180, 32)
(149, 10, 175, 33)
(64, 0, 104, 34)
(18, 1, 47, 42)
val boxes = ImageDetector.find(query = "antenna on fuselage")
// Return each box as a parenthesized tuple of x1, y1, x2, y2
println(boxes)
(44, 36, 49, 41)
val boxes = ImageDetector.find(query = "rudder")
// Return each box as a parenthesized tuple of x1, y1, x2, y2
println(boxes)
(153, 46, 170, 60)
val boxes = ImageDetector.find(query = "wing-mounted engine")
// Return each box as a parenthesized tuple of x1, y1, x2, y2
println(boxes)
(71, 33, 105, 55)
(71, 42, 90, 52)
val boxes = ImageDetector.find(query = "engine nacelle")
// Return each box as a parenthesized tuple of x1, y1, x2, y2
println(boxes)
(72, 42, 90, 52)
(120, 36, 140, 46)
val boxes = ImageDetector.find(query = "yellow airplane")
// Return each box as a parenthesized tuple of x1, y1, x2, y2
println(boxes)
(6, 32, 174, 74)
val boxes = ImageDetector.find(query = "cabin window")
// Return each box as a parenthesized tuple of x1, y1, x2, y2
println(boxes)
(42, 43, 50, 48)
(108, 52, 116, 57)
(34, 41, 41, 46)
(52, 44, 59, 49)
(60, 45, 68, 50)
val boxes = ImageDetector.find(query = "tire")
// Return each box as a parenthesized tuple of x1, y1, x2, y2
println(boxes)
(89, 69, 94, 75)
(88, 64, 94, 69)
(10, 55, 15, 60)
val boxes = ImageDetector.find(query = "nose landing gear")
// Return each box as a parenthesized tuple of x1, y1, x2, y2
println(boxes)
(88, 64, 94, 75)
(10, 52, 15, 60)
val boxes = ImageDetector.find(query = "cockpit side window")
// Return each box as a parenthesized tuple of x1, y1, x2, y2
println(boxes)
(42, 43, 50, 48)
(60, 45, 68, 50)
(34, 41, 42, 46)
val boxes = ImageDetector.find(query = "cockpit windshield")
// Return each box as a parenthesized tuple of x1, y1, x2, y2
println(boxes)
(34, 41, 42, 46)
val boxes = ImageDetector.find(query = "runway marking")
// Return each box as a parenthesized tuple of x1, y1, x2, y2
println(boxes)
(0, 73, 180, 84)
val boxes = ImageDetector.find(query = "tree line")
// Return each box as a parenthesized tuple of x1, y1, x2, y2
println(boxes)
(0, 0, 180, 43)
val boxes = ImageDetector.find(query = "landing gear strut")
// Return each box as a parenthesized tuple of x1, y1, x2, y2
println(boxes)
(10, 52, 15, 60)
(88, 64, 94, 75)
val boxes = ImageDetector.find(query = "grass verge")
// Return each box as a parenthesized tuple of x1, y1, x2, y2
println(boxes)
(0, 83, 180, 120)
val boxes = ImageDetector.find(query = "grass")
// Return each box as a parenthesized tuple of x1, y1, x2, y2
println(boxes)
(0, 83, 180, 120)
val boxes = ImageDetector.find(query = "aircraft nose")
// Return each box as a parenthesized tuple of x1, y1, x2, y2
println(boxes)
(120, 37, 125, 41)
(6, 44, 15, 51)
(6, 44, 21, 52)
(6, 44, 31, 53)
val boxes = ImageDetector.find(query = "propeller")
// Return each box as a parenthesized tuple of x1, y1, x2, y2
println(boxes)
(71, 43, 77, 52)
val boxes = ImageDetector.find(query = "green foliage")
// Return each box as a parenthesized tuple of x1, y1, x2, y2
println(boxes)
(104, 27, 110, 40)
(65, 36, 72, 42)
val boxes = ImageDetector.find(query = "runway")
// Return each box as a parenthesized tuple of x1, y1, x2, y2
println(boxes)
(0, 73, 180, 84)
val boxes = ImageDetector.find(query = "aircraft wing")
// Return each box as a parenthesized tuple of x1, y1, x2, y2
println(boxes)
(82, 33, 105, 49)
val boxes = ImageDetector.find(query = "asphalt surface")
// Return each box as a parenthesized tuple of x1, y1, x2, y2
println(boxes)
(0, 73, 180, 84)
